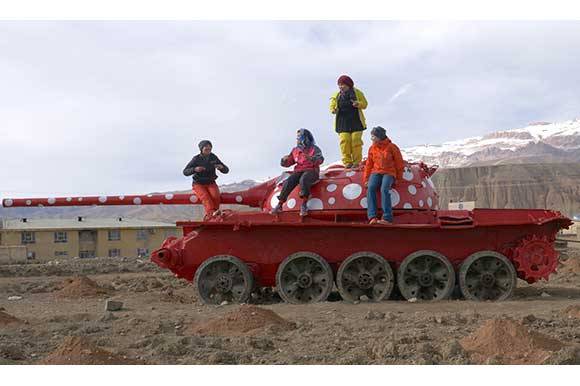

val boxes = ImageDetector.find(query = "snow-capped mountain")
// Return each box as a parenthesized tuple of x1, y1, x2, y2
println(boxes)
(402, 119, 580, 168)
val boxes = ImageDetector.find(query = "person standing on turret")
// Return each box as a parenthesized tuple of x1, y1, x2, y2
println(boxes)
(330, 75, 368, 169)
(183, 140, 229, 220)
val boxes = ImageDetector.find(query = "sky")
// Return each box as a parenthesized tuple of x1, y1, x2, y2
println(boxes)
(1, 21, 580, 198)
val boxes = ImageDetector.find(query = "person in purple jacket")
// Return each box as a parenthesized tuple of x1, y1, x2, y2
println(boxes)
(271, 129, 324, 216)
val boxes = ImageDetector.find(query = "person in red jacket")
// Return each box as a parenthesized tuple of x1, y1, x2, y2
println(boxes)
(271, 129, 324, 217)
(363, 126, 404, 225)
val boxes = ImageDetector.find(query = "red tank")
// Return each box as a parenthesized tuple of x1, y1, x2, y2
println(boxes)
(2, 161, 571, 304)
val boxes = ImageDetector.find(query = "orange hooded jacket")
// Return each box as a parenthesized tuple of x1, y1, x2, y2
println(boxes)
(363, 138, 405, 183)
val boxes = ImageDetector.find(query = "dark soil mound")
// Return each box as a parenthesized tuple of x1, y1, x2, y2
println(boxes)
(56, 276, 110, 298)
(0, 311, 22, 326)
(39, 336, 143, 365)
(190, 305, 295, 336)
(460, 319, 565, 364)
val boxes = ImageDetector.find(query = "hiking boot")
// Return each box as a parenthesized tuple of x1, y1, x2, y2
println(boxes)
(270, 203, 283, 214)
(300, 202, 309, 217)
(377, 219, 392, 225)
(212, 209, 222, 217)
(344, 163, 353, 169)
(369, 218, 378, 225)
(351, 162, 359, 169)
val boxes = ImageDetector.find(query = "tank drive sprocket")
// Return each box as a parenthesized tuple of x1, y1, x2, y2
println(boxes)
(511, 235, 559, 284)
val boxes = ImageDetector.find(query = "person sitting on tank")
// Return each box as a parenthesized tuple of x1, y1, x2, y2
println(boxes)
(330, 74, 368, 169)
(271, 128, 324, 217)
(183, 140, 229, 220)
(363, 126, 404, 225)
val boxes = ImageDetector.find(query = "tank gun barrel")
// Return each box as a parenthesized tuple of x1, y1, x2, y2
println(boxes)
(2, 180, 276, 209)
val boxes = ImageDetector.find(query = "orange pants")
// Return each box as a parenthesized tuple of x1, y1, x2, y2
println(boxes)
(192, 183, 220, 218)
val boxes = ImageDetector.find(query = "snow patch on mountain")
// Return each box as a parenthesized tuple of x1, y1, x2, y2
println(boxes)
(402, 118, 580, 167)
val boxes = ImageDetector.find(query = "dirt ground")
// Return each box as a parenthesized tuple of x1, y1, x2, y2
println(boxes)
(1, 251, 580, 365)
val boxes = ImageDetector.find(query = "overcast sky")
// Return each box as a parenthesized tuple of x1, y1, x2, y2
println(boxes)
(1, 21, 580, 198)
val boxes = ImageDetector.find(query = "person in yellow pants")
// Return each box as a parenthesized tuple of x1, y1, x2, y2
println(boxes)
(330, 75, 368, 168)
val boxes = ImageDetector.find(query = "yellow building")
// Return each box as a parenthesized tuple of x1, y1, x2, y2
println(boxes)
(0, 217, 179, 262)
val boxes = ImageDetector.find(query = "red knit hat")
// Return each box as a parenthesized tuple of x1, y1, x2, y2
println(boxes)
(337, 75, 354, 88)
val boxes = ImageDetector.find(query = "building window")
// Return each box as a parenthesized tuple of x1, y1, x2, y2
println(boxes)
(79, 230, 97, 242)
(108, 229, 121, 241)
(79, 250, 96, 259)
(55, 251, 68, 257)
(21, 232, 35, 244)
(108, 248, 121, 258)
(137, 248, 149, 258)
(136, 229, 148, 240)
(27, 251, 36, 260)
(54, 231, 68, 243)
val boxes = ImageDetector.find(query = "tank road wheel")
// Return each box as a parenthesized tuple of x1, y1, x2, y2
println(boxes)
(194, 255, 254, 305)
(397, 250, 455, 301)
(459, 251, 517, 301)
(336, 252, 395, 303)
(276, 252, 333, 304)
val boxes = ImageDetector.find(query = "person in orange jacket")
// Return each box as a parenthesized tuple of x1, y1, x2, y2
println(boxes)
(363, 126, 404, 225)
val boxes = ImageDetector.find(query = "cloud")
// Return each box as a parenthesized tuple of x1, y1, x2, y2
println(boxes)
(1, 21, 580, 198)
(387, 83, 414, 104)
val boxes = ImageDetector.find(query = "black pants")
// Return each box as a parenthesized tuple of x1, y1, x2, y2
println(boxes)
(278, 170, 319, 202)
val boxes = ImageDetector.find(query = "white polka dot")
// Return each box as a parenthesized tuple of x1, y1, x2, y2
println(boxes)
(427, 197, 433, 208)
(360, 197, 368, 208)
(165, 193, 174, 200)
(342, 183, 362, 200)
(419, 199, 424, 207)
(403, 203, 413, 209)
(235, 195, 243, 203)
(328, 197, 336, 205)
(98, 196, 107, 203)
(66, 197, 72, 202)
(270, 194, 279, 209)
(287, 198, 296, 209)
(403, 168, 414, 181)
(346, 171, 356, 177)
(134, 197, 142, 205)
(25, 200, 32, 206)
(78, 197, 83, 202)
(47, 197, 56, 205)
(189, 195, 198, 204)
(389, 189, 400, 206)
(119, 196, 125, 200)
(426, 178, 435, 189)
(147, 194, 153, 198)
(4, 199, 13, 207)
(408, 185, 417, 195)
(326, 184, 337, 192)
(307, 198, 324, 210)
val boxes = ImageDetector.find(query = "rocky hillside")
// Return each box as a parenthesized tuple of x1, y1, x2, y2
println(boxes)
(432, 163, 580, 217)
(403, 119, 580, 168)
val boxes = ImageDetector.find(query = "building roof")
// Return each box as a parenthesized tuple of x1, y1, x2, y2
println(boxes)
(0, 218, 176, 231)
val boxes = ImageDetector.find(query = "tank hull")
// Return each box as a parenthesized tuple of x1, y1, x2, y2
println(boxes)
(152, 208, 570, 288)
